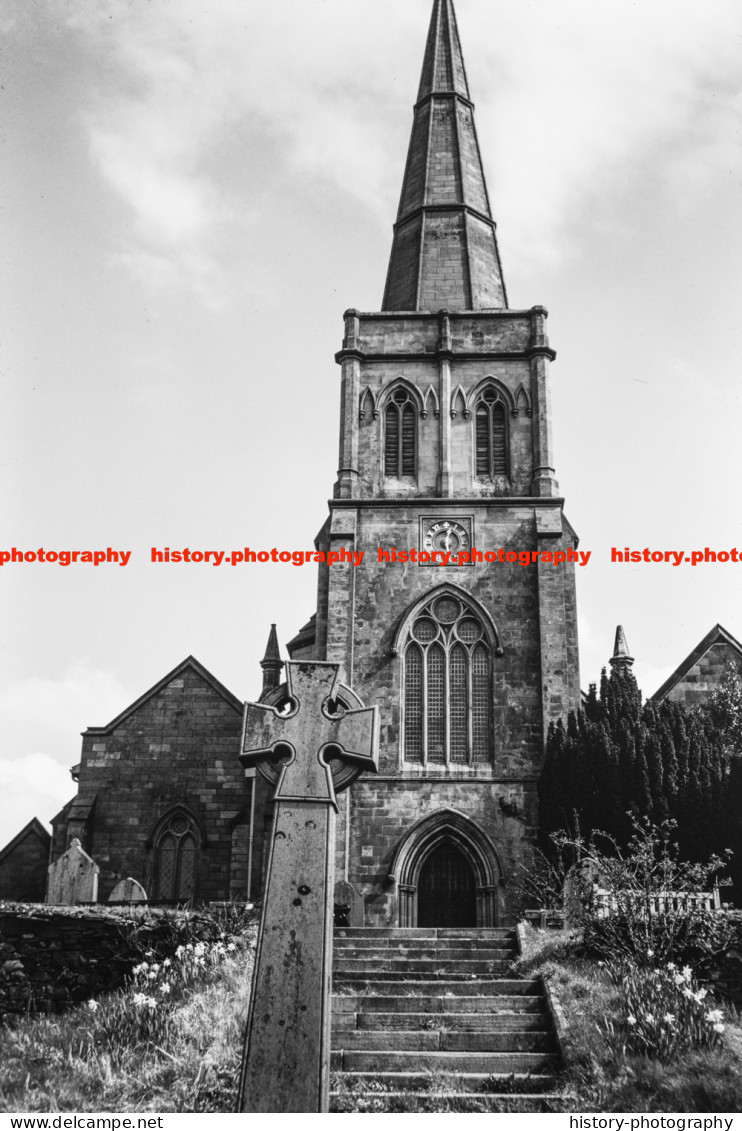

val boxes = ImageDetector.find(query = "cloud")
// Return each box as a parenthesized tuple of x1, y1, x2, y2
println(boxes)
(0, 661, 130, 753)
(2, 754, 73, 838)
(473, 0, 742, 273)
(114, 247, 223, 308)
(48, 0, 741, 296)
(56, 0, 402, 300)
(0, 661, 132, 849)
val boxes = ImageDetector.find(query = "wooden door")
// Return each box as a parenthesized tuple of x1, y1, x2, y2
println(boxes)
(417, 841, 477, 927)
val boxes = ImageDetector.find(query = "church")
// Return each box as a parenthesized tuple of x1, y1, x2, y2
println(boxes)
(1, 0, 738, 923)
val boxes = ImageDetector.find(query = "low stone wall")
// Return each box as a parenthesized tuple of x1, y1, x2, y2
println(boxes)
(0, 901, 224, 1016)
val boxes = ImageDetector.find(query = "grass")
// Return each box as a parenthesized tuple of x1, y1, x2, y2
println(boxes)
(5, 915, 741, 1113)
(0, 920, 256, 1113)
(330, 1071, 557, 1114)
(516, 924, 742, 1113)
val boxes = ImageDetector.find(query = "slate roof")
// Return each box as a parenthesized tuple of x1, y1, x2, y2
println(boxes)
(382, 0, 507, 312)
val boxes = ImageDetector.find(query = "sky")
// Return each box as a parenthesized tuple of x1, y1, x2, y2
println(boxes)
(2, 0, 741, 846)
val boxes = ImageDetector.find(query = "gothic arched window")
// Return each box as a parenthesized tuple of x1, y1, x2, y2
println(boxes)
(403, 593, 492, 766)
(153, 811, 199, 901)
(475, 386, 509, 477)
(385, 388, 416, 477)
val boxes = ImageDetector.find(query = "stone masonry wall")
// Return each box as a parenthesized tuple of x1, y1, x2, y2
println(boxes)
(59, 666, 258, 903)
(348, 502, 566, 775)
(0, 903, 230, 1016)
(349, 779, 537, 926)
(353, 312, 537, 501)
(666, 642, 742, 708)
(323, 303, 578, 925)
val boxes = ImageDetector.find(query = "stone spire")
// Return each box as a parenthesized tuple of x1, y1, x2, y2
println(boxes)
(260, 624, 284, 697)
(609, 625, 635, 675)
(382, 0, 507, 312)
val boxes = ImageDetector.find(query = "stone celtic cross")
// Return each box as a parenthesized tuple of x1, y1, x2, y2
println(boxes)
(237, 661, 379, 1113)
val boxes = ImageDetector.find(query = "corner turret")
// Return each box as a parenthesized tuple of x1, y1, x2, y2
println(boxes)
(609, 625, 635, 675)
(260, 624, 284, 697)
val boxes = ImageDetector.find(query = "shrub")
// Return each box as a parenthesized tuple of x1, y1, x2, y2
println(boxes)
(585, 908, 738, 967)
(549, 817, 731, 966)
(508, 844, 574, 917)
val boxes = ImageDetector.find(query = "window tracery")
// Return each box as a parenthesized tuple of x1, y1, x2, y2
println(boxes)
(403, 593, 492, 766)
(153, 811, 198, 901)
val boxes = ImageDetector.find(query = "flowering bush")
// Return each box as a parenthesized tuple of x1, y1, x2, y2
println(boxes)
(130, 936, 237, 997)
(81, 933, 243, 1064)
(547, 817, 732, 966)
(585, 908, 737, 968)
(603, 960, 726, 1060)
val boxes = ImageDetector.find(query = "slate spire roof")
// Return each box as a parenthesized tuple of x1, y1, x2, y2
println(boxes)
(609, 625, 635, 673)
(260, 623, 284, 697)
(382, 0, 507, 312)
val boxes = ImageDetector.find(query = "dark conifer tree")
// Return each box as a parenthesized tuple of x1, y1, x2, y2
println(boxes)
(645, 731, 667, 820)
(584, 682, 601, 724)
(659, 721, 679, 807)
(537, 661, 740, 887)
(595, 722, 621, 835)
(632, 723, 653, 816)
(672, 709, 690, 788)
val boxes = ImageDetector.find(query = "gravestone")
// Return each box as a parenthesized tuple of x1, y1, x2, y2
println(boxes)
(563, 860, 599, 927)
(108, 877, 147, 903)
(334, 879, 364, 927)
(237, 661, 378, 1114)
(46, 838, 99, 905)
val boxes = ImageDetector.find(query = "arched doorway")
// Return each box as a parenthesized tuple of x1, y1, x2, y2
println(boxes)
(417, 839, 477, 927)
(389, 808, 501, 927)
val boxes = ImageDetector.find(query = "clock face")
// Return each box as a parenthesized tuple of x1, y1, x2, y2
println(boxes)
(422, 518, 471, 556)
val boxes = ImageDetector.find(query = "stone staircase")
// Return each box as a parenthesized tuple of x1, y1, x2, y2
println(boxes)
(330, 926, 561, 1112)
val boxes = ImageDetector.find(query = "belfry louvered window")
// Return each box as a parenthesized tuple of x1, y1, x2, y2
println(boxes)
(385, 388, 416, 477)
(475, 387, 509, 477)
(154, 812, 198, 901)
(403, 594, 492, 766)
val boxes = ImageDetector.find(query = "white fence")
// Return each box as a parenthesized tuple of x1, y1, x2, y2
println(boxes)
(592, 887, 721, 918)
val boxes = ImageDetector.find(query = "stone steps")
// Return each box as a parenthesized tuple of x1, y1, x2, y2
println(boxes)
(330, 927, 562, 1112)
(332, 1048, 558, 1073)
(331, 1074, 563, 1113)
(335, 938, 515, 952)
(331, 1070, 562, 1092)
(334, 946, 514, 960)
(335, 1010, 551, 1031)
(335, 927, 514, 939)
(333, 977, 542, 992)
(333, 1030, 557, 1052)
(334, 958, 515, 975)
(335, 993, 546, 1014)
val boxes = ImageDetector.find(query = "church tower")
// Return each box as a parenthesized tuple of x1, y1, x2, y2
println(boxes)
(290, 0, 580, 926)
